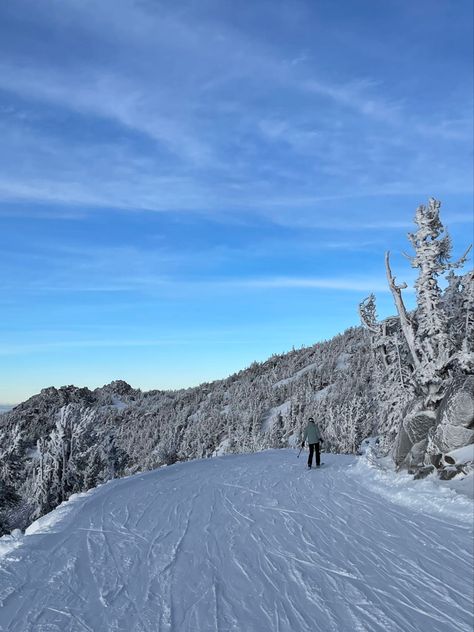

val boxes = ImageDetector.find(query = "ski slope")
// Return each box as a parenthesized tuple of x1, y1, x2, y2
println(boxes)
(0, 450, 473, 632)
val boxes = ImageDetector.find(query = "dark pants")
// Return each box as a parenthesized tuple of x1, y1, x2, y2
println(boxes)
(308, 443, 320, 467)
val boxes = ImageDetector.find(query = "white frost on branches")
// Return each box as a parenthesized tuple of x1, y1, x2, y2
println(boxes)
(383, 198, 471, 407)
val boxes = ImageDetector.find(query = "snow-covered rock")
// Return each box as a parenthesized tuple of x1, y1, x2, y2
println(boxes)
(445, 444, 474, 466)
(430, 375, 474, 453)
(403, 408, 436, 445)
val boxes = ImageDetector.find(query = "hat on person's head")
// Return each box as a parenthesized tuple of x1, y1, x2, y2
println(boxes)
(308, 417, 314, 422)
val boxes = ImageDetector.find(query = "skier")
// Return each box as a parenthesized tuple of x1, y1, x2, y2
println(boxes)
(301, 417, 322, 469)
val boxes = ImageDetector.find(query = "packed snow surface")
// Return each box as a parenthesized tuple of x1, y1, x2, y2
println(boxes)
(0, 450, 473, 632)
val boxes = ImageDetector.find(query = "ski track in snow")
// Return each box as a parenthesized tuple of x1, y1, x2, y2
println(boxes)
(0, 450, 473, 632)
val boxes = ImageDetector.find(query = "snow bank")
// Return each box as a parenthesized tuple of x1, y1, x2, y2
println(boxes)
(352, 454, 474, 524)
(446, 444, 474, 465)
(25, 490, 93, 536)
(0, 482, 111, 561)
(0, 529, 22, 558)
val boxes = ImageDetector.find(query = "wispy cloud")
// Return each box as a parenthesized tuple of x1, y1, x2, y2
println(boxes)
(0, 338, 179, 356)
(303, 77, 403, 124)
(0, 322, 331, 357)
(0, 236, 397, 296)
(207, 276, 401, 293)
(0, 0, 471, 228)
(0, 19, 214, 165)
(8, 275, 398, 295)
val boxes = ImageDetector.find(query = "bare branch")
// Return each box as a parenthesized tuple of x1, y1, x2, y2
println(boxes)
(358, 295, 379, 334)
(385, 252, 408, 290)
(449, 244, 472, 270)
(385, 251, 421, 371)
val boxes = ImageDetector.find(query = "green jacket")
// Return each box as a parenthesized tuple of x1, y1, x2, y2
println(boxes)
(303, 422, 321, 444)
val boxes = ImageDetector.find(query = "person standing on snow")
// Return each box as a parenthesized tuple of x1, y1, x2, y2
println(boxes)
(301, 417, 322, 469)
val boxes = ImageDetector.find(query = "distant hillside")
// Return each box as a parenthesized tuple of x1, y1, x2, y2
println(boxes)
(0, 308, 470, 536)
(1, 199, 472, 536)
(0, 325, 379, 532)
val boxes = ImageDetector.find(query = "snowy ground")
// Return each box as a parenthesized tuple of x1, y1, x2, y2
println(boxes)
(0, 450, 473, 632)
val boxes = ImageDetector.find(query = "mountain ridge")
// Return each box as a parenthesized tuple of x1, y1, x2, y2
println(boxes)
(1, 200, 473, 536)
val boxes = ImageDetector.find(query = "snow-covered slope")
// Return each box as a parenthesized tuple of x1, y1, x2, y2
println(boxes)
(1, 450, 472, 632)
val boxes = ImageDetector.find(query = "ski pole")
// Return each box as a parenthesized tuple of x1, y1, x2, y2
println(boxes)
(297, 446, 303, 458)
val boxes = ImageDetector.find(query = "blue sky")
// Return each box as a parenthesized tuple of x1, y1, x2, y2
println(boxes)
(0, 0, 472, 403)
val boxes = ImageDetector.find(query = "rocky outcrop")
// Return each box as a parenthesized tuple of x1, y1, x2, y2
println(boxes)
(395, 375, 474, 473)
(393, 426, 412, 467)
(394, 398, 437, 468)
(428, 375, 474, 457)
(96, 380, 139, 399)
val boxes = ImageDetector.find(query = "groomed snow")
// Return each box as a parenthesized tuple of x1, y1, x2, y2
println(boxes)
(0, 450, 473, 632)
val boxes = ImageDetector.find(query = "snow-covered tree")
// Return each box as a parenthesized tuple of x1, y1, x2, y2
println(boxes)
(0, 424, 23, 485)
(459, 270, 474, 370)
(32, 438, 53, 518)
(360, 198, 472, 469)
(384, 198, 471, 407)
(0, 481, 19, 535)
(31, 405, 122, 519)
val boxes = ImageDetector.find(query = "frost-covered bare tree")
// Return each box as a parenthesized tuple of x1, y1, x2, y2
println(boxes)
(385, 198, 471, 406)
(459, 270, 474, 369)
(361, 198, 473, 469)
(30, 405, 125, 520)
